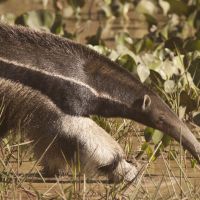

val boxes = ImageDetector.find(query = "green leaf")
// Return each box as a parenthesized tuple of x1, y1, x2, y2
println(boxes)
(178, 106, 186, 120)
(159, 0, 170, 15)
(191, 158, 197, 168)
(192, 112, 200, 127)
(115, 32, 133, 47)
(142, 37, 154, 51)
(136, 0, 157, 15)
(137, 63, 150, 83)
(162, 134, 171, 147)
(144, 127, 154, 142)
(164, 80, 176, 93)
(144, 127, 170, 147)
(160, 24, 169, 40)
(116, 54, 137, 73)
(141, 142, 155, 160)
(88, 45, 111, 56)
(67, 0, 85, 9)
(15, 10, 55, 31)
(50, 13, 64, 35)
(194, 10, 200, 30)
(188, 56, 200, 88)
(152, 130, 164, 145)
(184, 39, 200, 52)
(0, 13, 15, 24)
(141, 142, 149, 151)
(164, 0, 189, 16)
(110, 0, 123, 17)
(104, 0, 112, 5)
(146, 145, 155, 160)
(144, 13, 157, 28)
(149, 70, 165, 88)
(165, 37, 183, 52)
(179, 91, 196, 113)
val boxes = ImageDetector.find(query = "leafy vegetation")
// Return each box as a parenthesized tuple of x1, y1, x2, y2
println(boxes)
(0, 0, 200, 199)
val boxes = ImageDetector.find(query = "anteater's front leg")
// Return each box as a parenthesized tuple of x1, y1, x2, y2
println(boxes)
(29, 113, 139, 181)
(34, 115, 139, 182)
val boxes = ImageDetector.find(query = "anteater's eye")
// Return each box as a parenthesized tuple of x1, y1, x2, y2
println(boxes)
(157, 115, 165, 126)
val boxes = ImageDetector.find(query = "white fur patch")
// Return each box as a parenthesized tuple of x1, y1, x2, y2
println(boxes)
(61, 115, 123, 168)
(61, 115, 138, 180)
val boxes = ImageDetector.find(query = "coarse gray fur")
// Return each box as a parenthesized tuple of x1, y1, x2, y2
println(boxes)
(0, 23, 199, 180)
(0, 77, 137, 182)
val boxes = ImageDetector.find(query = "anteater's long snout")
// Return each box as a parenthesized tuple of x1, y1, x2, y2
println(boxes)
(168, 119, 200, 163)
(135, 94, 200, 163)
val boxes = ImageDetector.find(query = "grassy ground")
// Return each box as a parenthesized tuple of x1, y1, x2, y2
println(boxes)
(0, 119, 200, 200)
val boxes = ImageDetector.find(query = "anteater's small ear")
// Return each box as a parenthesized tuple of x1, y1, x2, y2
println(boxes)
(142, 95, 151, 111)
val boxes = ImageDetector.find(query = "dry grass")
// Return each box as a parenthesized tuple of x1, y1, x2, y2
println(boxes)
(0, 119, 200, 200)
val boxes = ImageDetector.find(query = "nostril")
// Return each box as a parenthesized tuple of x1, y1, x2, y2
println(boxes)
(160, 115, 164, 120)
(155, 115, 164, 126)
(158, 115, 165, 126)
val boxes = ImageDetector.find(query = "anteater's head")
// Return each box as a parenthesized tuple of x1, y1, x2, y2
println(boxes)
(131, 91, 200, 162)
(87, 53, 200, 163)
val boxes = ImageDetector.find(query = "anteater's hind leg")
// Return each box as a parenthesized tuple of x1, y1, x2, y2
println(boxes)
(0, 78, 69, 176)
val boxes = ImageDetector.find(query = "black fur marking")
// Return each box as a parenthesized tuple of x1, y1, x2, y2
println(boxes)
(0, 23, 147, 116)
